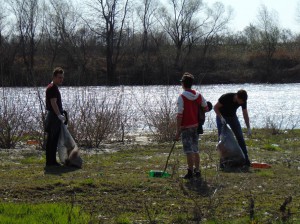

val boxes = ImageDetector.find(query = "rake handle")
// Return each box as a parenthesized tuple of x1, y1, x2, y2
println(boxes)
(163, 141, 176, 174)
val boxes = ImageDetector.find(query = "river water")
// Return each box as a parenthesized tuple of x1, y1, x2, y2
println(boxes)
(1, 83, 300, 133)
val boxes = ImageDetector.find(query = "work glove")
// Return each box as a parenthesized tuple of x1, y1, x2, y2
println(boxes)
(247, 127, 252, 136)
(58, 114, 66, 123)
(220, 116, 226, 124)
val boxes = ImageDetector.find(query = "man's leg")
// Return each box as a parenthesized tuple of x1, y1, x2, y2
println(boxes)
(186, 153, 194, 171)
(50, 128, 60, 164)
(192, 128, 201, 177)
(182, 128, 198, 179)
(46, 132, 52, 165)
(45, 114, 61, 166)
(193, 153, 200, 171)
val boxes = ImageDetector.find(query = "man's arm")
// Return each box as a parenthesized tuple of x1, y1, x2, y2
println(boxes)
(50, 98, 65, 123)
(50, 98, 61, 116)
(242, 108, 250, 129)
(242, 108, 251, 136)
(214, 101, 227, 124)
(213, 102, 223, 118)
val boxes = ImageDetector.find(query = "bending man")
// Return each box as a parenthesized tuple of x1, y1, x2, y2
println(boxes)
(214, 89, 251, 167)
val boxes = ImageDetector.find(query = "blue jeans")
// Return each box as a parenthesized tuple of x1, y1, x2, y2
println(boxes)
(216, 115, 249, 162)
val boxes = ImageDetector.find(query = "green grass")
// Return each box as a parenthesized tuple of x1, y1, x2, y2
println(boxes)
(0, 129, 300, 223)
(0, 203, 90, 224)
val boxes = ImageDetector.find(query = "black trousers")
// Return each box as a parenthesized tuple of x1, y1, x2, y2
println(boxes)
(45, 111, 61, 165)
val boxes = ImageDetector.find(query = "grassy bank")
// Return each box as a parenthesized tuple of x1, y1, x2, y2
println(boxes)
(0, 129, 300, 223)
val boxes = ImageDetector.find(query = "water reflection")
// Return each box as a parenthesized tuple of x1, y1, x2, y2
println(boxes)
(1, 83, 299, 132)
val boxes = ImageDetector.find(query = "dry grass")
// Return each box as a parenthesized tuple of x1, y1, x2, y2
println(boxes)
(0, 129, 300, 223)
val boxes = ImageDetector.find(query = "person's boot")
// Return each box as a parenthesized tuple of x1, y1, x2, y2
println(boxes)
(183, 169, 193, 179)
(194, 168, 201, 178)
(245, 157, 251, 167)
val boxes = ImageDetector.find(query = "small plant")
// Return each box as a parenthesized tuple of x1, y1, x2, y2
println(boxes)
(0, 90, 32, 149)
(264, 113, 300, 135)
(115, 213, 133, 224)
(80, 178, 96, 187)
(65, 89, 125, 147)
(262, 143, 282, 151)
(139, 87, 177, 142)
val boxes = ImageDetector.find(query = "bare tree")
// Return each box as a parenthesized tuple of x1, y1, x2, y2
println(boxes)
(256, 4, 280, 62)
(8, 0, 43, 85)
(200, 2, 232, 58)
(86, 0, 130, 85)
(243, 23, 260, 46)
(0, 2, 7, 84)
(157, 0, 204, 71)
(42, 0, 62, 70)
(157, 0, 232, 72)
(136, 0, 157, 53)
(0, 1, 23, 86)
(255, 4, 280, 80)
(47, 0, 92, 85)
(135, 0, 157, 83)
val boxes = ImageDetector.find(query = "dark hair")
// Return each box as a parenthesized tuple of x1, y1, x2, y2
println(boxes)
(180, 72, 194, 88)
(53, 67, 64, 77)
(237, 89, 248, 102)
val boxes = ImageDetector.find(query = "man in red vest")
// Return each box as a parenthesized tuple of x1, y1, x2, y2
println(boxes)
(175, 72, 209, 179)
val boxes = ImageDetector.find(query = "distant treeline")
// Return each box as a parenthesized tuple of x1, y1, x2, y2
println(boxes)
(1, 0, 300, 86)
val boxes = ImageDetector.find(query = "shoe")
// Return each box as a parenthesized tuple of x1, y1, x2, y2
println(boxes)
(245, 159, 251, 167)
(194, 169, 201, 178)
(46, 162, 61, 167)
(184, 169, 193, 179)
(197, 125, 203, 134)
(219, 163, 225, 170)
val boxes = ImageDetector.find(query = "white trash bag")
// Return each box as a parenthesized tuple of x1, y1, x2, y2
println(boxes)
(217, 124, 245, 167)
(57, 123, 82, 168)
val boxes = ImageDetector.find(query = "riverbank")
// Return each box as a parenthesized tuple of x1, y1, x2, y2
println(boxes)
(1, 129, 300, 223)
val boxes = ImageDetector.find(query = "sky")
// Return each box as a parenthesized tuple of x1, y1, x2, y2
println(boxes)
(215, 0, 300, 33)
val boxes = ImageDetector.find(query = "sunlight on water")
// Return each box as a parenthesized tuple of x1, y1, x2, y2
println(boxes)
(1, 83, 299, 133)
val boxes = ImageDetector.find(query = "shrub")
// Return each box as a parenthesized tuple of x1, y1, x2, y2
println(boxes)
(65, 88, 132, 147)
(0, 89, 32, 149)
(139, 87, 177, 142)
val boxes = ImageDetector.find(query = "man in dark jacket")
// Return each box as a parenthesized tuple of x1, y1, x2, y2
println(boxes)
(45, 67, 65, 166)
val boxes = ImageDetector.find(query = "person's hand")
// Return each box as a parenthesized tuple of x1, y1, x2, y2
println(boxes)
(58, 114, 66, 123)
(247, 128, 252, 136)
(220, 116, 226, 124)
(174, 131, 181, 141)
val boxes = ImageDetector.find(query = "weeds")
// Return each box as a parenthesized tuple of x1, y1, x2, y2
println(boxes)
(0, 89, 32, 148)
(64, 88, 131, 147)
(264, 113, 300, 135)
(138, 87, 177, 142)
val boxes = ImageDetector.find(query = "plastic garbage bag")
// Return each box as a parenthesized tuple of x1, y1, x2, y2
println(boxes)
(57, 123, 82, 168)
(217, 124, 245, 167)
